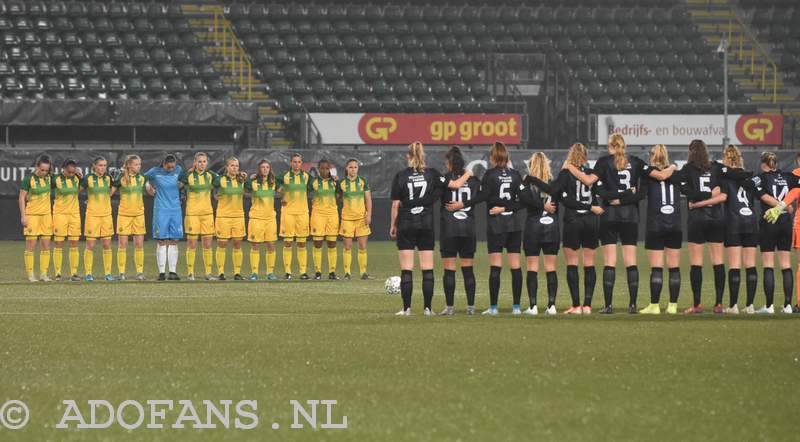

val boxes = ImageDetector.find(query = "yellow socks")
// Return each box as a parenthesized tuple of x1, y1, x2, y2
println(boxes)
(250, 248, 260, 275)
(297, 242, 308, 274)
(69, 247, 79, 275)
(186, 247, 196, 276)
(266, 249, 276, 274)
(53, 247, 63, 276)
(327, 247, 337, 274)
(216, 247, 227, 275)
(134, 247, 144, 274)
(203, 247, 213, 276)
(358, 249, 367, 274)
(24, 250, 34, 277)
(83, 248, 94, 275)
(283, 243, 293, 274)
(102, 248, 112, 276)
(343, 248, 352, 275)
(313, 247, 323, 272)
(232, 248, 243, 275)
(117, 247, 127, 275)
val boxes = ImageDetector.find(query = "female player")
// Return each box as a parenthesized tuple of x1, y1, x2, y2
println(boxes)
(755, 152, 794, 313)
(144, 154, 184, 280)
(213, 157, 247, 280)
(181, 152, 218, 280)
(764, 153, 800, 312)
(567, 134, 674, 314)
(82, 156, 115, 281)
(390, 141, 471, 316)
(245, 159, 279, 281)
(19, 155, 53, 282)
(309, 159, 340, 280)
(52, 158, 82, 281)
(461, 141, 524, 316)
(640, 145, 683, 314)
(555, 144, 603, 314)
(278, 153, 312, 280)
(679, 140, 728, 313)
(439, 146, 481, 315)
(338, 158, 372, 281)
(113, 154, 146, 281)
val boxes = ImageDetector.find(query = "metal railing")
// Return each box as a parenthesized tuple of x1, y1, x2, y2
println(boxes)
(209, 7, 253, 100)
(727, 9, 779, 102)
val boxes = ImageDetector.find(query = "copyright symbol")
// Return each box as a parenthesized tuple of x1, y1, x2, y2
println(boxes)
(0, 400, 30, 430)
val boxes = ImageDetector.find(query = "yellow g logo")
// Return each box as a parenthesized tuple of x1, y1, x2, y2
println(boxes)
(741, 118, 774, 141)
(364, 117, 397, 141)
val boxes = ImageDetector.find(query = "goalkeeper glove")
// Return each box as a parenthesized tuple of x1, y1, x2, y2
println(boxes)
(763, 202, 786, 224)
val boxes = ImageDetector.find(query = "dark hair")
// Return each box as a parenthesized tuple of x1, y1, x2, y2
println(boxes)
(62, 158, 77, 168)
(256, 159, 275, 186)
(346, 158, 359, 166)
(489, 141, 509, 168)
(291, 153, 302, 160)
(446, 145, 465, 176)
(318, 158, 330, 167)
(687, 139, 711, 172)
(162, 153, 177, 166)
(34, 154, 51, 168)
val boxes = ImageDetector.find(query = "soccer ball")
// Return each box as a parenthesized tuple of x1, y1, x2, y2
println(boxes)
(384, 276, 401, 295)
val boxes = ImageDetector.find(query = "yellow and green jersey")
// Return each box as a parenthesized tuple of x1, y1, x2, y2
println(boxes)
(339, 176, 369, 220)
(214, 175, 244, 218)
(113, 173, 145, 217)
(52, 174, 80, 215)
(81, 173, 112, 217)
(310, 176, 338, 217)
(180, 170, 217, 216)
(245, 177, 277, 220)
(278, 170, 310, 215)
(20, 173, 51, 216)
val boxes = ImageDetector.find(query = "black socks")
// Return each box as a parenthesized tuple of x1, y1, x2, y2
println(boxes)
(584, 266, 596, 307)
(764, 267, 775, 307)
(527, 270, 538, 308)
(650, 267, 663, 304)
(782, 268, 793, 307)
(567, 265, 579, 308)
(547, 271, 559, 308)
(422, 269, 434, 310)
(627, 265, 639, 307)
(443, 269, 456, 307)
(511, 268, 522, 307)
(462, 266, 476, 307)
(668, 267, 680, 303)
(603, 266, 615, 307)
(728, 268, 741, 307)
(690, 265, 702, 307)
(400, 270, 413, 310)
(489, 266, 501, 306)
(714, 264, 725, 305)
(745, 267, 757, 307)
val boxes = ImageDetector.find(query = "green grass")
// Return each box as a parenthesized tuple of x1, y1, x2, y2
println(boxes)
(0, 240, 798, 441)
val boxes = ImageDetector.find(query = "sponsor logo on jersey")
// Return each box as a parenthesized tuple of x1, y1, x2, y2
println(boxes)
(739, 207, 753, 216)
(661, 205, 675, 215)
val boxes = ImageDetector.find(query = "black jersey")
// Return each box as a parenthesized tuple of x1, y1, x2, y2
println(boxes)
(593, 154, 650, 223)
(555, 167, 599, 223)
(754, 170, 791, 225)
(678, 162, 725, 223)
(720, 169, 760, 235)
(440, 173, 481, 238)
(519, 176, 560, 243)
(390, 167, 450, 229)
(472, 167, 524, 234)
(644, 174, 682, 233)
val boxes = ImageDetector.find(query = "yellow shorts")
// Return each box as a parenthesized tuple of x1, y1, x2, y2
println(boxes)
(84, 215, 114, 238)
(53, 212, 81, 239)
(185, 214, 215, 237)
(248, 217, 278, 243)
(280, 212, 309, 239)
(116, 214, 146, 236)
(23, 213, 52, 238)
(311, 212, 340, 240)
(215, 216, 245, 239)
(339, 218, 371, 238)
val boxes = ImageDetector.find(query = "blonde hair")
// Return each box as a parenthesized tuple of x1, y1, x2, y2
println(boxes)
(407, 141, 426, 172)
(761, 151, 777, 170)
(608, 133, 629, 170)
(723, 144, 743, 169)
(565, 143, 588, 168)
(489, 141, 509, 168)
(122, 154, 141, 186)
(225, 156, 245, 183)
(527, 152, 552, 183)
(190, 151, 208, 173)
(649, 144, 670, 170)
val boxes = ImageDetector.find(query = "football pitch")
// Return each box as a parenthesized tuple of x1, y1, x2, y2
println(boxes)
(0, 240, 797, 441)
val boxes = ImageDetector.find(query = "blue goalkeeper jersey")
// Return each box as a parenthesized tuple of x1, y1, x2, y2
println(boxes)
(144, 165, 183, 214)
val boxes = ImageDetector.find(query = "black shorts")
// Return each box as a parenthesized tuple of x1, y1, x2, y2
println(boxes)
(645, 230, 683, 250)
(524, 240, 559, 256)
(687, 220, 725, 244)
(396, 226, 435, 251)
(440, 235, 477, 258)
(562, 216, 599, 250)
(600, 220, 638, 246)
(724, 231, 759, 248)
(487, 231, 522, 254)
(760, 221, 792, 252)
